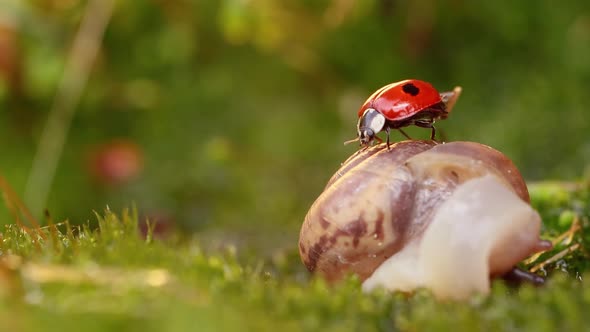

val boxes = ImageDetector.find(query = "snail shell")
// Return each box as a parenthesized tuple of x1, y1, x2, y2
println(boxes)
(299, 141, 546, 299)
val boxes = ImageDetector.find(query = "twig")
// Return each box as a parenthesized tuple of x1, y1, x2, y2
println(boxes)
(529, 243, 581, 273)
(523, 215, 581, 265)
(0, 175, 41, 228)
(24, 0, 116, 217)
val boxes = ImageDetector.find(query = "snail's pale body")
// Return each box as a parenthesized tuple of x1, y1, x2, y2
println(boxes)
(299, 141, 547, 300)
(363, 175, 542, 299)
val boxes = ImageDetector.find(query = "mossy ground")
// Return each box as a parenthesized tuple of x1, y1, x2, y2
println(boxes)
(0, 181, 588, 332)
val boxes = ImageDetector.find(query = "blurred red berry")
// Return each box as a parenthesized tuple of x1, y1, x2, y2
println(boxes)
(88, 139, 144, 186)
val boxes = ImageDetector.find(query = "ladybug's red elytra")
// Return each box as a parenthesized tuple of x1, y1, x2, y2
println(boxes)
(346, 79, 462, 148)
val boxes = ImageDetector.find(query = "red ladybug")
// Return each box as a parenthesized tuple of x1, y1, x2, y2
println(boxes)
(347, 79, 462, 148)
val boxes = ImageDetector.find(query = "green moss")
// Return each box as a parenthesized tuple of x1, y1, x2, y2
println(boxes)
(0, 187, 588, 332)
(528, 181, 590, 275)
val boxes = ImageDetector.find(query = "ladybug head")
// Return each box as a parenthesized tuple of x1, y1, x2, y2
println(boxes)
(358, 108, 385, 146)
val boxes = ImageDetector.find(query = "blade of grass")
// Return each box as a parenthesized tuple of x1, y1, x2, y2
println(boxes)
(0, 175, 45, 249)
(24, 0, 116, 218)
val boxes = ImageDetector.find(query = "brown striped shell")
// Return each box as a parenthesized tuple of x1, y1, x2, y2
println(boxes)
(298, 140, 530, 282)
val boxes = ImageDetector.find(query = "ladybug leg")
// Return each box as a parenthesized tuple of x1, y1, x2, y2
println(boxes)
(385, 127, 391, 150)
(414, 120, 437, 141)
(398, 128, 412, 140)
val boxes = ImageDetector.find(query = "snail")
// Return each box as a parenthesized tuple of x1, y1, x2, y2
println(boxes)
(298, 140, 551, 300)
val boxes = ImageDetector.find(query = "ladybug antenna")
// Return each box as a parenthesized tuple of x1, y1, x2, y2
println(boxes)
(343, 137, 360, 145)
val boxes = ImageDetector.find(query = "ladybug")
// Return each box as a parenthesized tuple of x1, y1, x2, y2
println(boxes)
(346, 79, 462, 148)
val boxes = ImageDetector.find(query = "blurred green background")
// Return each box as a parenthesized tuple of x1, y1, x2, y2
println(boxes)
(0, 0, 589, 245)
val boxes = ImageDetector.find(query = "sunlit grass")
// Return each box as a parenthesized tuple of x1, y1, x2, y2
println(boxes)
(0, 176, 589, 331)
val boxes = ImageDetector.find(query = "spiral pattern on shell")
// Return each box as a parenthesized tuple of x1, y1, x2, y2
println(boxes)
(299, 140, 535, 284)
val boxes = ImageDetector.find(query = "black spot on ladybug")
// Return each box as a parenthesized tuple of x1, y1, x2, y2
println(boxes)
(402, 83, 420, 96)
